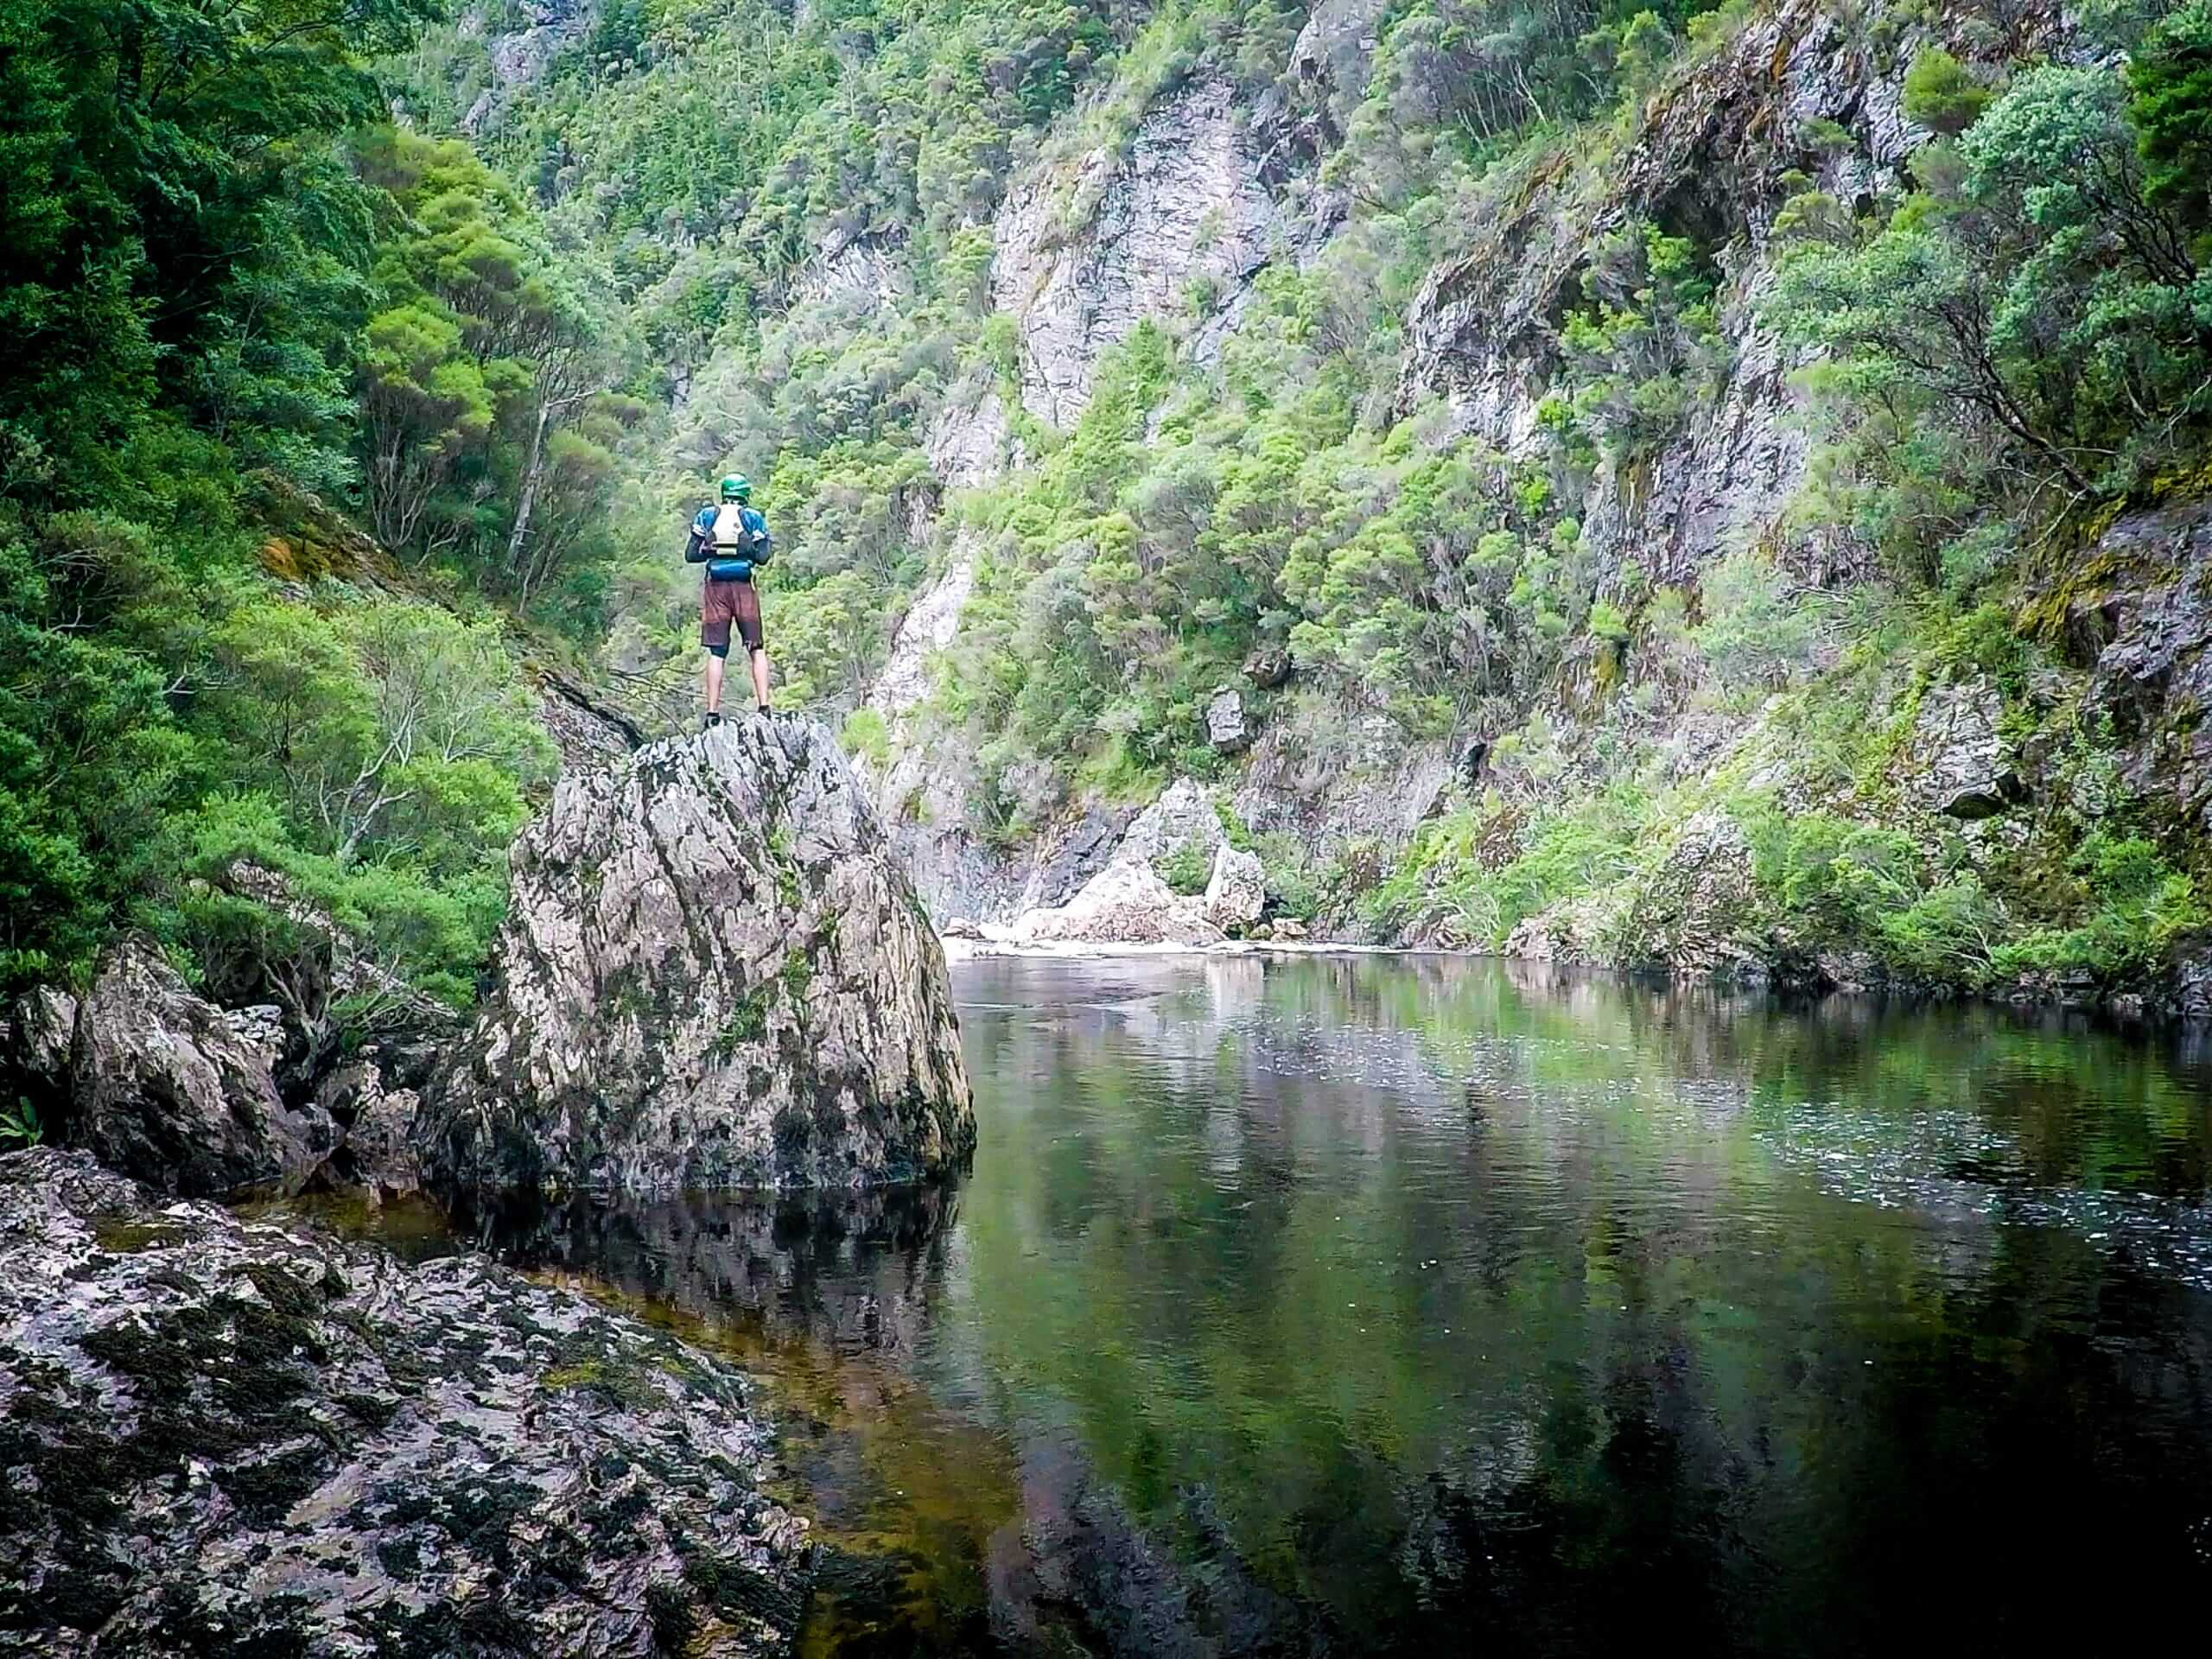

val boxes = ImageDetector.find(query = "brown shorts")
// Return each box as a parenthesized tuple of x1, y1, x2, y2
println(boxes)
(701, 577, 763, 652)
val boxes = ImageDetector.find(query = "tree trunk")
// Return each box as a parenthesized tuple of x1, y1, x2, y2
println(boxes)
(508, 398, 554, 604)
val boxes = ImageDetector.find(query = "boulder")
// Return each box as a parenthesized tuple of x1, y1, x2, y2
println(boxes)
(421, 719, 974, 1198)
(1243, 646, 1294, 690)
(1203, 843, 1267, 931)
(2, 986, 76, 1103)
(1205, 686, 1251, 753)
(1010, 861, 1224, 947)
(0, 1147, 810, 1654)
(1910, 678, 2022, 819)
(1118, 777, 1226, 868)
(69, 938, 334, 1198)
(1619, 810, 1767, 980)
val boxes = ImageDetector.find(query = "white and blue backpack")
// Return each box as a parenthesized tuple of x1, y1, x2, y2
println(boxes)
(688, 503, 772, 582)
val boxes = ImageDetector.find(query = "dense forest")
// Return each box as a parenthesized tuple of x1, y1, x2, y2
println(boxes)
(8, 0, 2212, 1048)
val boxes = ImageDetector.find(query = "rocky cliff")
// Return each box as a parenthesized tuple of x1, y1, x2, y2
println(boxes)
(413, 0, 2211, 1007)
(0, 1147, 810, 1655)
(423, 718, 976, 1198)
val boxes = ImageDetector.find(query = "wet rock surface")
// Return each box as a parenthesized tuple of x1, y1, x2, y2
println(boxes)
(0, 1147, 810, 1656)
(422, 718, 974, 1198)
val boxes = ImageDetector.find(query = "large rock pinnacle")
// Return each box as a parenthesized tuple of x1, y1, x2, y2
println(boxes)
(421, 718, 975, 1198)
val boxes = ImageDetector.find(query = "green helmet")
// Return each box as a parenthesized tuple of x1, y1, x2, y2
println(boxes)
(719, 474, 751, 503)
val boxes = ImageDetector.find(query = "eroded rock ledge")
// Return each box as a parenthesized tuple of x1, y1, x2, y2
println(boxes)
(423, 718, 975, 1198)
(0, 1147, 810, 1656)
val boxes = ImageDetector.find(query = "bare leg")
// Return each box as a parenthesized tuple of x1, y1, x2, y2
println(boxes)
(749, 648, 771, 711)
(704, 651, 725, 714)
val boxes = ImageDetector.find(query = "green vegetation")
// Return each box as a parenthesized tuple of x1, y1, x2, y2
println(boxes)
(0, 0, 589, 1010)
(0, 1099, 42, 1150)
(8, 0, 2212, 1014)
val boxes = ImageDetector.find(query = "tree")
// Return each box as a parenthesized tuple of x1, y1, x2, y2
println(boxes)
(2131, 0, 2212, 215)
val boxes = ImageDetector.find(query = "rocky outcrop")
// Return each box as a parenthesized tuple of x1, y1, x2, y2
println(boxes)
(993, 77, 1292, 429)
(1010, 860, 1224, 948)
(1204, 843, 1267, 933)
(1118, 777, 1228, 868)
(1, 986, 75, 1107)
(1232, 699, 1457, 862)
(1614, 809, 1767, 979)
(1908, 678, 2021, 820)
(1205, 685, 1251, 753)
(925, 385, 1022, 491)
(866, 541, 978, 721)
(308, 1037, 439, 1204)
(1255, 0, 1391, 176)
(68, 938, 335, 1199)
(1396, 0, 2052, 592)
(537, 665, 647, 775)
(791, 229, 911, 319)
(422, 719, 975, 1198)
(2072, 498, 2212, 832)
(0, 1147, 809, 1655)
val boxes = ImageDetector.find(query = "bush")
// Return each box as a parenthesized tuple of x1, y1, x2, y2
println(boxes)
(1901, 48, 1993, 136)
(1156, 843, 1212, 896)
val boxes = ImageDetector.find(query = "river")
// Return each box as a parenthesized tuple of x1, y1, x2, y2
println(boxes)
(331, 953, 2212, 1654)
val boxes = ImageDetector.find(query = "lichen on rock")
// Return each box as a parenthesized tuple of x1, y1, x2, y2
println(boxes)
(0, 1146, 810, 1656)
(421, 718, 975, 1198)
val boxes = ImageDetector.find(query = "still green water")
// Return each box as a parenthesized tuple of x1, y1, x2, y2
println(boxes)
(385, 955, 2212, 1654)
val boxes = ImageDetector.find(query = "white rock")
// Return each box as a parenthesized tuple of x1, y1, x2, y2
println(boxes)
(1009, 860, 1223, 947)
(1205, 687, 1250, 753)
(1203, 843, 1266, 931)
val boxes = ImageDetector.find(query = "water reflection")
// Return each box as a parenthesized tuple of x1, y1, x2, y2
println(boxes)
(294, 955, 2212, 1654)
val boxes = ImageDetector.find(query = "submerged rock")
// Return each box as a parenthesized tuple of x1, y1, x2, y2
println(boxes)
(69, 938, 335, 1199)
(422, 719, 974, 1198)
(0, 1147, 810, 1656)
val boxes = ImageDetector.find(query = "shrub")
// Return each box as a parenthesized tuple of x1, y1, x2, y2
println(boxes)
(1902, 48, 1993, 136)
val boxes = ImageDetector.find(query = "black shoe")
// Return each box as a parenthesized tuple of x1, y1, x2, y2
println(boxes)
(756, 703, 772, 717)
(702, 710, 722, 729)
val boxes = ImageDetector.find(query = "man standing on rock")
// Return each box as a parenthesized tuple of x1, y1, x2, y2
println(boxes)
(687, 474, 774, 727)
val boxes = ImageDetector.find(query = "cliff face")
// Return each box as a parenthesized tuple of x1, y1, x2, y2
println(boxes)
(992, 74, 1309, 429)
(423, 718, 976, 1198)
(420, 0, 2206, 1001)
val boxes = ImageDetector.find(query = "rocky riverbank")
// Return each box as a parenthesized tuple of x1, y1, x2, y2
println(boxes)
(0, 1148, 812, 1656)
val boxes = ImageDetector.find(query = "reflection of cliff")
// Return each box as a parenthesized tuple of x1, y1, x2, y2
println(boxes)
(988, 1429, 1324, 1657)
(477, 1180, 959, 1360)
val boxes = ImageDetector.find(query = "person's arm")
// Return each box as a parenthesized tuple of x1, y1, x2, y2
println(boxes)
(747, 508, 772, 568)
(684, 506, 712, 563)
